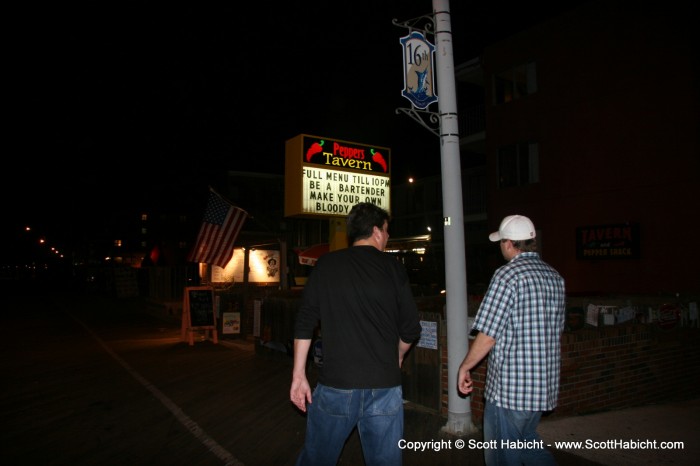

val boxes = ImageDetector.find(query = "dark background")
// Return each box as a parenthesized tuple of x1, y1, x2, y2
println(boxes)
(4, 1, 586, 256)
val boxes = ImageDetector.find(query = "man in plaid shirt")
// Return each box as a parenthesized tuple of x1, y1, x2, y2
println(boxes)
(458, 215, 565, 465)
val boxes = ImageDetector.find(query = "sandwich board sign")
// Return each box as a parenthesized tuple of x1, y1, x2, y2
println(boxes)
(181, 286, 218, 346)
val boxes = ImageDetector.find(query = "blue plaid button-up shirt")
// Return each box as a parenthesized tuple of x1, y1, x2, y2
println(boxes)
(472, 252, 566, 411)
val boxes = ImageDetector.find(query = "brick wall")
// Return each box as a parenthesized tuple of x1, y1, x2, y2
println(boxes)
(250, 288, 700, 425)
(440, 323, 700, 424)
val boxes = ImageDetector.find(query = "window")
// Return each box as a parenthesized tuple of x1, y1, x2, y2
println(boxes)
(493, 62, 537, 104)
(498, 142, 539, 188)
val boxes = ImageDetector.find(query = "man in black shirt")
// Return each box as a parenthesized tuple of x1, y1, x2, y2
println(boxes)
(290, 202, 422, 465)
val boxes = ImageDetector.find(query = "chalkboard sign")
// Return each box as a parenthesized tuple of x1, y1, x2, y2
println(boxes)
(187, 287, 215, 327)
(182, 286, 218, 345)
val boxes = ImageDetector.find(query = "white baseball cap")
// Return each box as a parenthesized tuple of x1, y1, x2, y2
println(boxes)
(489, 215, 536, 242)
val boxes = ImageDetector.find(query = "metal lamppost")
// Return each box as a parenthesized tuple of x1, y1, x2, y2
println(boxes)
(394, 0, 474, 435)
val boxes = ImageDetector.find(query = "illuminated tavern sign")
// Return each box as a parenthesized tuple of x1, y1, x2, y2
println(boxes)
(285, 134, 391, 218)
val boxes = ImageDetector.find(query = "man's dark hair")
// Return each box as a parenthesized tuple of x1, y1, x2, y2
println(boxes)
(510, 238, 538, 252)
(346, 202, 390, 244)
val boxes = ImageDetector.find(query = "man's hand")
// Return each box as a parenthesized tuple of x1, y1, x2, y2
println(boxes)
(290, 339, 313, 412)
(290, 374, 312, 412)
(456, 332, 495, 396)
(398, 338, 413, 368)
(457, 364, 474, 395)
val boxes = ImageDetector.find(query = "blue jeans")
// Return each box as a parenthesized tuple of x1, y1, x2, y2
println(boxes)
(483, 400, 556, 466)
(295, 383, 404, 466)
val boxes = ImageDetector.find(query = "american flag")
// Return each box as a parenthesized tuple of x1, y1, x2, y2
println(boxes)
(188, 189, 248, 268)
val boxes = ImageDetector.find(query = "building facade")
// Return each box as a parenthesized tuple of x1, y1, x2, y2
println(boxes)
(481, 0, 698, 294)
(393, 0, 699, 296)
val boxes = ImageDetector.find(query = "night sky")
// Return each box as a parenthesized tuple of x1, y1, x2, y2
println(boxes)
(4, 1, 586, 261)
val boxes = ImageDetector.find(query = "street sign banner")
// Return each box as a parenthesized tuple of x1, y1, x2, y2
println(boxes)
(400, 31, 438, 109)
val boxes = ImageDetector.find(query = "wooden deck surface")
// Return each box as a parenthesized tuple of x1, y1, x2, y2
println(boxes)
(0, 282, 596, 465)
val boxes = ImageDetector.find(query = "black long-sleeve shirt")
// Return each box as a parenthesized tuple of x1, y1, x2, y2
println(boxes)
(294, 245, 422, 389)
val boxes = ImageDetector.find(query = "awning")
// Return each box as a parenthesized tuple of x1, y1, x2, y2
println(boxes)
(296, 243, 329, 266)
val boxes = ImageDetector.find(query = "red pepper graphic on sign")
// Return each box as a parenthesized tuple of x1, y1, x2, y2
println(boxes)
(371, 149, 387, 172)
(305, 140, 325, 162)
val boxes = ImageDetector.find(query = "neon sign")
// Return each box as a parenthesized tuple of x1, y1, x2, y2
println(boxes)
(285, 134, 391, 218)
